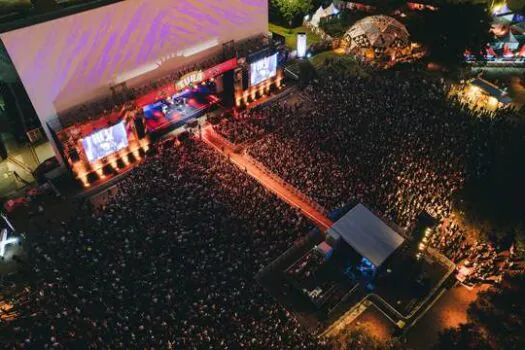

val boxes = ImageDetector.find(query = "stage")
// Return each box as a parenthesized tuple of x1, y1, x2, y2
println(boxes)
(142, 83, 220, 134)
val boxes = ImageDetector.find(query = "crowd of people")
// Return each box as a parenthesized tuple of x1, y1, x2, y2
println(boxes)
(0, 140, 329, 349)
(432, 219, 507, 286)
(213, 101, 299, 144)
(249, 72, 514, 235)
(2, 61, 522, 347)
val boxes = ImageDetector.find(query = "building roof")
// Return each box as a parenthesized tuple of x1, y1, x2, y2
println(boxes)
(470, 78, 512, 104)
(327, 204, 405, 267)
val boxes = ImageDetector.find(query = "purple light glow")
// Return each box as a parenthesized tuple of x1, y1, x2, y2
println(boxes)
(0, 0, 267, 130)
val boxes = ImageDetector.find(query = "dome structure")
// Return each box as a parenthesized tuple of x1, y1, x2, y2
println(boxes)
(343, 15, 410, 63)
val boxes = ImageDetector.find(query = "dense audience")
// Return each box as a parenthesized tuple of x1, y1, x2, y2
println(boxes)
(0, 140, 328, 349)
(249, 72, 514, 234)
(2, 62, 522, 348)
(432, 218, 512, 285)
(213, 101, 298, 144)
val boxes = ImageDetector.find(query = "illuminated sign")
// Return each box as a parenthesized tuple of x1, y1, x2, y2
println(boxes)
(297, 33, 307, 58)
(176, 71, 205, 90)
(204, 57, 238, 78)
(135, 58, 238, 107)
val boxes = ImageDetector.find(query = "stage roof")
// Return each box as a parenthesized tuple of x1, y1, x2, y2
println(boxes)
(327, 204, 405, 267)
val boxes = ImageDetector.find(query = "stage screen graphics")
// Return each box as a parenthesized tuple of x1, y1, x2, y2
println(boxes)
(250, 53, 277, 86)
(0, 0, 268, 136)
(82, 122, 129, 162)
(142, 84, 217, 131)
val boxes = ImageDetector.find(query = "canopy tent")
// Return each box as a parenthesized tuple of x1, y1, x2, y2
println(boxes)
(327, 204, 405, 267)
(309, 3, 339, 27)
(325, 3, 340, 16)
(310, 6, 327, 27)
(469, 78, 512, 104)
(519, 43, 525, 57)
(492, 31, 520, 50)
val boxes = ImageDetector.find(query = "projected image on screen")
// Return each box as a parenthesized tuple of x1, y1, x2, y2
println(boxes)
(82, 122, 129, 162)
(250, 53, 277, 86)
(0, 0, 268, 133)
(142, 84, 216, 131)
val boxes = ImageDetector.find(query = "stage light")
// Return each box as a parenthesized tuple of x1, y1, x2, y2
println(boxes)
(96, 168, 104, 176)
(1, 213, 15, 232)
(0, 229, 18, 258)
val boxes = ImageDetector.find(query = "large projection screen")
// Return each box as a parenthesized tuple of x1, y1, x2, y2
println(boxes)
(0, 0, 267, 143)
(250, 53, 278, 86)
(82, 121, 129, 163)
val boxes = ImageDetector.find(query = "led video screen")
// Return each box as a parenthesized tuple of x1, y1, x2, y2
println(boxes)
(142, 84, 215, 131)
(82, 122, 129, 162)
(0, 0, 268, 128)
(250, 53, 277, 86)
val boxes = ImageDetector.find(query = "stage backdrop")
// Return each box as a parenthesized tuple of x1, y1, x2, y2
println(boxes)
(0, 0, 267, 154)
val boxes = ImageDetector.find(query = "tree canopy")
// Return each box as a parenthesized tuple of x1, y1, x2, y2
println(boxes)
(435, 323, 491, 350)
(406, 3, 493, 68)
(332, 325, 398, 350)
(506, 0, 525, 12)
(436, 275, 525, 349)
(271, 0, 313, 24)
(455, 121, 525, 254)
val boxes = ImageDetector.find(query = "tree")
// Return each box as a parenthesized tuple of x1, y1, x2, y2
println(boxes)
(435, 323, 491, 350)
(454, 122, 525, 249)
(332, 326, 397, 350)
(436, 275, 525, 349)
(406, 3, 493, 68)
(375, 0, 408, 14)
(31, 0, 58, 12)
(271, 0, 313, 26)
(0, 0, 32, 14)
(467, 274, 525, 349)
(506, 0, 525, 12)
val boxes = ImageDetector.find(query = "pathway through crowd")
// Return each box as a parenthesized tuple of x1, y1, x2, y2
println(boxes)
(202, 127, 334, 232)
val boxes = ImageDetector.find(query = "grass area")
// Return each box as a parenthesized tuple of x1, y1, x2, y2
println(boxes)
(269, 23, 322, 50)
(310, 50, 342, 67)
(311, 50, 369, 78)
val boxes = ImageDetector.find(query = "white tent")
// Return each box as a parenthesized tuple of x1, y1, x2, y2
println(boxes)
(309, 3, 339, 27)
(327, 204, 405, 267)
(310, 6, 327, 27)
(325, 3, 340, 16)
